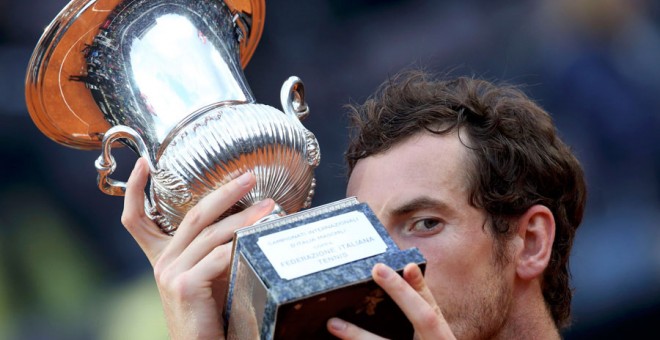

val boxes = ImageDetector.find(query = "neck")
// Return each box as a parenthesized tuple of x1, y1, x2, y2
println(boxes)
(494, 279, 560, 340)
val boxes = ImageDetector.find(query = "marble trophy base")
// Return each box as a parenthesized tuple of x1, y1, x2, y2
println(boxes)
(225, 197, 426, 339)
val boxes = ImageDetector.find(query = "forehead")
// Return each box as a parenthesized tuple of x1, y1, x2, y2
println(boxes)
(346, 131, 472, 210)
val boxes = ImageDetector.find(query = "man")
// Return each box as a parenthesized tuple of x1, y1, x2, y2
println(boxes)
(121, 70, 586, 339)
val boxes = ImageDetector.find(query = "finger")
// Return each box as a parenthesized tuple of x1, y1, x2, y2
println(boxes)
(121, 157, 169, 263)
(326, 318, 387, 340)
(170, 198, 275, 274)
(372, 263, 455, 339)
(403, 263, 436, 306)
(164, 172, 257, 261)
(186, 242, 234, 284)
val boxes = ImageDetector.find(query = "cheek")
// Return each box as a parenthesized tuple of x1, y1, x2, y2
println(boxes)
(410, 233, 498, 298)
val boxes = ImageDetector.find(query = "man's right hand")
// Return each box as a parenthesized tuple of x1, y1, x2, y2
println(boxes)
(121, 157, 275, 339)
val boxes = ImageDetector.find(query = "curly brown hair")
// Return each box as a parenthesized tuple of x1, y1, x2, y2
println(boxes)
(345, 70, 587, 329)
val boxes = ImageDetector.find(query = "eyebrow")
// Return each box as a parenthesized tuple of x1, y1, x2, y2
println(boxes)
(388, 196, 456, 219)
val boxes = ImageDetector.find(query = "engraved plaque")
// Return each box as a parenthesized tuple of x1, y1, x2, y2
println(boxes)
(225, 198, 426, 339)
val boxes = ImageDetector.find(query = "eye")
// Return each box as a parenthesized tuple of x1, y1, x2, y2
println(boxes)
(408, 218, 443, 235)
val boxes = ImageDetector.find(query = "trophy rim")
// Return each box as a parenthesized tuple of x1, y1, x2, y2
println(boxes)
(24, 0, 265, 150)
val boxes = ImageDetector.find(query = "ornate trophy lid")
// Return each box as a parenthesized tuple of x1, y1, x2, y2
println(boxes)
(25, 0, 265, 150)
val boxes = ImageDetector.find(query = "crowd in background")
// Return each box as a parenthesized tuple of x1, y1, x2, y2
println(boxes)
(1, 0, 658, 338)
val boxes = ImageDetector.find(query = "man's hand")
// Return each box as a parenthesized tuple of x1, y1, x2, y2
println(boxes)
(326, 263, 456, 340)
(121, 158, 275, 339)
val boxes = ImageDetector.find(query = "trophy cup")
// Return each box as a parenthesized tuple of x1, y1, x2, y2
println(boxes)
(25, 0, 318, 234)
(25, 0, 425, 338)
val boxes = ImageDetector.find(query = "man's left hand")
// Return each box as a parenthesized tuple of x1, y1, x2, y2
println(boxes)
(326, 263, 456, 340)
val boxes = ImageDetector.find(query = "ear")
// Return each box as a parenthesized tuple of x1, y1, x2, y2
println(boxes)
(515, 205, 555, 281)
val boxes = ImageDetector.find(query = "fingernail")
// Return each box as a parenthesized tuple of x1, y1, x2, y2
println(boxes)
(236, 172, 252, 186)
(257, 199, 272, 208)
(328, 318, 347, 331)
(375, 263, 391, 279)
(131, 158, 143, 174)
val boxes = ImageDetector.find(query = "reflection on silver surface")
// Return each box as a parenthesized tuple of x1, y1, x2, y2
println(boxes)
(87, 0, 320, 233)
(23, 0, 319, 234)
(129, 13, 249, 142)
(84, 0, 253, 158)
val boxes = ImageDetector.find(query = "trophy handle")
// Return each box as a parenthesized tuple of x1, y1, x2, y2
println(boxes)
(280, 76, 309, 120)
(95, 125, 154, 196)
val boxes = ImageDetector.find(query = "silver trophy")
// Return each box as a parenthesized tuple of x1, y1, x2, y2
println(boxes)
(25, 0, 319, 234)
(25, 0, 424, 338)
